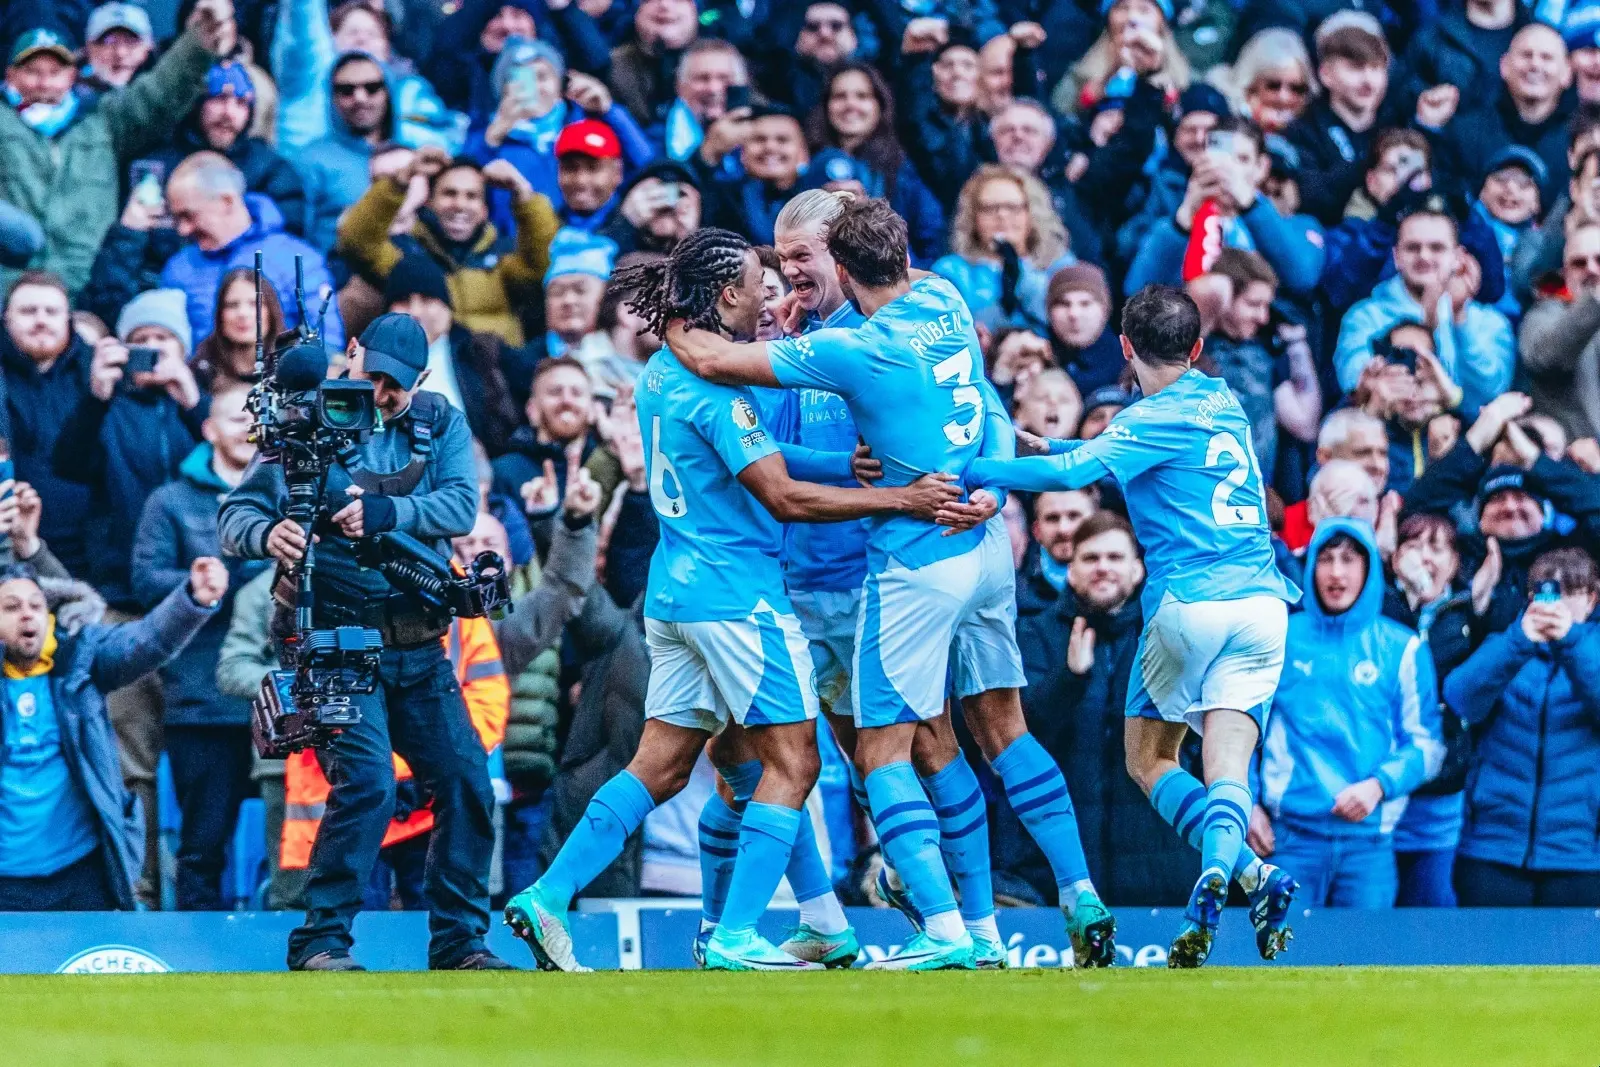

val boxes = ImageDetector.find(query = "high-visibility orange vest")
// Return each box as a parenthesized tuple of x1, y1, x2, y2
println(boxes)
(281, 615, 510, 869)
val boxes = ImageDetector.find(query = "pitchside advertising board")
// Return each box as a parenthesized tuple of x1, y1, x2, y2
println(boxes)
(5, 909, 1600, 973)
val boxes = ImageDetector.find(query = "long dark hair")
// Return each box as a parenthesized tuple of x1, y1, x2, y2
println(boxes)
(610, 228, 751, 339)
(192, 266, 287, 389)
(807, 61, 904, 198)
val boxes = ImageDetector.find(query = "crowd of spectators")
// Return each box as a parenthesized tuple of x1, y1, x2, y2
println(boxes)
(5, 0, 1600, 916)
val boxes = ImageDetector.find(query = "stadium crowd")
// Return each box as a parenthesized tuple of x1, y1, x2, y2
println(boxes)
(3, 0, 1600, 918)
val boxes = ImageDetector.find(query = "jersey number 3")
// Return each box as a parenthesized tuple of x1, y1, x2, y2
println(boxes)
(933, 348, 983, 446)
(1205, 430, 1262, 527)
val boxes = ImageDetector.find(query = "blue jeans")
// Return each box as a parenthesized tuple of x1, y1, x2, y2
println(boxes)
(1270, 821, 1397, 908)
(287, 643, 494, 969)
(498, 791, 552, 906)
(1395, 848, 1457, 907)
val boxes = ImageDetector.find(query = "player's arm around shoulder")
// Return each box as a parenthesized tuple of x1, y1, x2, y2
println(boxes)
(664, 323, 779, 387)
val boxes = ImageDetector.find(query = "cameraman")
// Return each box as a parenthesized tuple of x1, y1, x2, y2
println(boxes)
(219, 312, 501, 971)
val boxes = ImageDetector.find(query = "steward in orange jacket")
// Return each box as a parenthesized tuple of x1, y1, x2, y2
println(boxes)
(281, 615, 509, 869)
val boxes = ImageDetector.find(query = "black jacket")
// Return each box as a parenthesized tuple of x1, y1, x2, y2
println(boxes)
(1431, 90, 1576, 209)
(138, 127, 307, 237)
(540, 590, 647, 899)
(443, 323, 521, 458)
(1403, 4, 1529, 114)
(1283, 95, 1405, 228)
(52, 385, 206, 610)
(898, 55, 986, 212)
(1004, 585, 1198, 906)
(2, 335, 97, 578)
(80, 224, 184, 331)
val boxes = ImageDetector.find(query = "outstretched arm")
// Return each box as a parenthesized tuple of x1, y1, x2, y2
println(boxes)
(737, 453, 958, 523)
(665, 324, 780, 386)
(967, 449, 1113, 493)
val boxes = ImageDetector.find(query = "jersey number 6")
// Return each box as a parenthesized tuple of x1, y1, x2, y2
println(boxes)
(932, 347, 984, 446)
(648, 415, 688, 519)
(1205, 430, 1262, 527)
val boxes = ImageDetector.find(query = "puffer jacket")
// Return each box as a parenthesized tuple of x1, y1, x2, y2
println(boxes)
(0, 32, 216, 295)
(504, 646, 561, 791)
(0, 576, 217, 908)
(1262, 518, 1443, 836)
(1446, 611, 1600, 872)
(337, 176, 558, 345)
(130, 444, 270, 725)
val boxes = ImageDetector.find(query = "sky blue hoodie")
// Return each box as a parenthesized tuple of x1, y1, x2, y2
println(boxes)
(1261, 517, 1444, 836)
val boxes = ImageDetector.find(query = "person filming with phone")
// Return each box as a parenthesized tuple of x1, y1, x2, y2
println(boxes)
(1444, 546, 1600, 907)
(1126, 116, 1326, 298)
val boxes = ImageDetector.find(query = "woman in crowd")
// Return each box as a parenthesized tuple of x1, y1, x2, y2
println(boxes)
(934, 164, 1073, 332)
(1220, 29, 1316, 135)
(190, 268, 287, 393)
(1444, 547, 1600, 906)
(1060, 0, 1191, 116)
(805, 61, 946, 264)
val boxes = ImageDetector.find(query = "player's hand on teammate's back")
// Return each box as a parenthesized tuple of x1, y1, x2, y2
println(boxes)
(1066, 616, 1096, 675)
(851, 442, 882, 485)
(934, 488, 998, 535)
(1331, 778, 1385, 823)
(896, 472, 961, 520)
(1247, 805, 1275, 856)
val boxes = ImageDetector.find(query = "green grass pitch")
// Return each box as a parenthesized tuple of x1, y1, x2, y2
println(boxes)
(3, 968, 1597, 1065)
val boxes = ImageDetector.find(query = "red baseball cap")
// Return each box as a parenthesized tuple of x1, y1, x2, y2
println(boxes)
(555, 119, 622, 160)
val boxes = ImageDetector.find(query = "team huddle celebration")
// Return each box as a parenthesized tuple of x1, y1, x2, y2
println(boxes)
(507, 196, 1298, 973)
(11, 0, 1600, 1014)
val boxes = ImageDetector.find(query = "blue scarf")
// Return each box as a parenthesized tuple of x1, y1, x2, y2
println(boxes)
(5, 86, 78, 137)
(507, 100, 569, 154)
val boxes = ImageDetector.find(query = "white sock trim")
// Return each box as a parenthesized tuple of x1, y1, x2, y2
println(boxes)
(926, 910, 966, 942)
(797, 892, 848, 936)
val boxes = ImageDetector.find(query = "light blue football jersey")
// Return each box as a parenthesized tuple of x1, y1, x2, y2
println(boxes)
(767, 276, 986, 571)
(635, 346, 788, 623)
(966, 369, 1299, 614)
(775, 301, 870, 593)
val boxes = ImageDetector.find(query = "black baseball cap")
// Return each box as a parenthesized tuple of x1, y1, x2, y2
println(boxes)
(358, 312, 428, 390)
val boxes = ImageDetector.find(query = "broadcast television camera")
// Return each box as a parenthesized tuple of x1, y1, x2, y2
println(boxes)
(244, 254, 512, 758)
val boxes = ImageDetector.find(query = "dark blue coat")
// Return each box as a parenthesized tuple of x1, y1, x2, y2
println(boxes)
(2, 335, 95, 579)
(131, 445, 269, 726)
(52, 384, 205, 611)
(1446, 618, 1600, 872)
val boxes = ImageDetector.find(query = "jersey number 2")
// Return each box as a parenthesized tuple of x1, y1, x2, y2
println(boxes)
(648, 415, 687, 519)
(932, 347, 983, 446)
(1205, 430, 1261, 527)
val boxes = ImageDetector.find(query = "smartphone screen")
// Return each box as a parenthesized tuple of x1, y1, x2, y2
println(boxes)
(725, 84, 751, 111)
(1206, 130, 1238, 157)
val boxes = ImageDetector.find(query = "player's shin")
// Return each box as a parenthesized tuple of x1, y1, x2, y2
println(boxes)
(920, 757, 996, 935)
(1148, 766, 1266, 888)
(865, 761, 965, 942)
(787, 812, 849, 935)
(719, 802, 804, 934)
(990, 734, 1093, 899)
(699, 760, 763, 927)
(537, 770, 656, 909)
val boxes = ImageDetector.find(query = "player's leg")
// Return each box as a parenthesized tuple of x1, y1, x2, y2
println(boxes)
(506, 620, 713, 972)
(910, 713, 1003, 965)
(695, 607, 831, 970)
(955, 525, 1114, 967)
(852, 559, 975, 970)
(770, 597, 859, 965)
(705, 720, 826, 970)
(696, 726, 763, 961)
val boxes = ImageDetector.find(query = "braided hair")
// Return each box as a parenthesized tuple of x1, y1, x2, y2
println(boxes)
(610, 227, 752, 340)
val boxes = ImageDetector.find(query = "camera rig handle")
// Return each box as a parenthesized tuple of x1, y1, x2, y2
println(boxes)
(353, 531, 513, 621)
